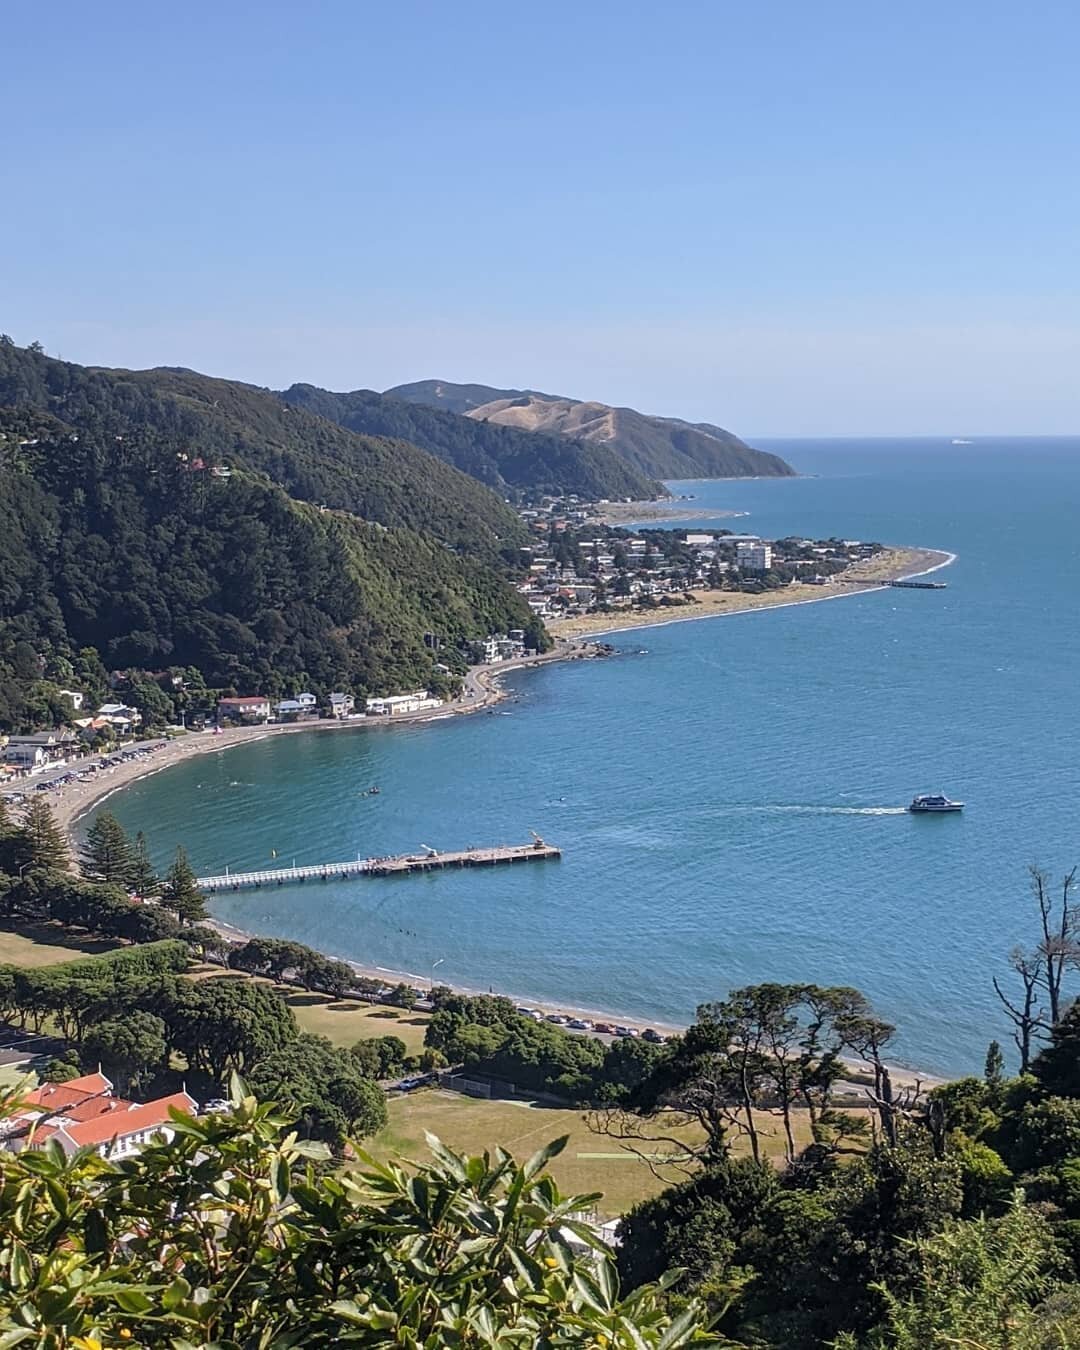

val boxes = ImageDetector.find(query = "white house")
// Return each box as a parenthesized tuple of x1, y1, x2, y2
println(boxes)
(275, 692, 318, 720)
(328, 692, 355, 718)
(58, 689, 84, 710)
(365, 691, 443, 716)
(97, 703, 143, 729)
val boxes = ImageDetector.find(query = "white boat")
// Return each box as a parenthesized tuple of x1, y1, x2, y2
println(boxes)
(951, 438, 973, 445)
(908, 794, 964, 813)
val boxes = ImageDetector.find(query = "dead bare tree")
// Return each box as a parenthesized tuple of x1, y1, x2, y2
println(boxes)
(993, 947, 1046, 1073)
(991, 866, 1079, 1073)
(1031, 864, 1080, 1026)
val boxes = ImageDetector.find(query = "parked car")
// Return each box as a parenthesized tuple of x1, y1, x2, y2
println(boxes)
(593, 1022, 616, 1035)
(568, 1018, 591, 1031)
(614, 1025, 639, 1038)
(642, 1028, 664, 1043)
(545, 1013, 569, 1025)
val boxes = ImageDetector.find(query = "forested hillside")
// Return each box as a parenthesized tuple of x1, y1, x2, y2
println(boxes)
(281, 383, 663, 502)
(0, 341, 541, 731)
(387, 378, 796, 480)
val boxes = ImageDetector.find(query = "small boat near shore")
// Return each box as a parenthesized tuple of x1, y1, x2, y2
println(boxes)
(908, 794, 964, 813)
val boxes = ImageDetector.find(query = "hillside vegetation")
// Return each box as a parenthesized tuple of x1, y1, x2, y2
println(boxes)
(0, 341, 540, 731)
(387, 378, 796, 480)
(281, 383, 663, 502)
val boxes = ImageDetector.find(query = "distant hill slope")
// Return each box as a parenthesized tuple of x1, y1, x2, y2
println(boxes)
(0, 343, 540, 731)
(386, 380, 795, 480)
(280, 384, 662, 502)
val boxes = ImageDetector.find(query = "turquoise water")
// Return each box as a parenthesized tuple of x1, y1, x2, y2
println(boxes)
(102, 439, 1080, 1075)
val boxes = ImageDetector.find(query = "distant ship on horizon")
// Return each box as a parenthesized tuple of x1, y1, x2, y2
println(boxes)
(951, 438, 974, 445)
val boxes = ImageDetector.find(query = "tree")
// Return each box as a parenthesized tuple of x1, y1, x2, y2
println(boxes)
(128, 830, 161, 898)
(985, 1039, 1006, 1094)
(248, 1033, 387, 1147)
(160, 845, 208, 924)
(83, 1011, 167, 1094)
(159, 976, 297, 1082)
(13, 797, 68, 874)
(351, 1034, 408, 1080)
(80, 809, 135, 886)
(854, 1195, 1070, 1349)
(993, 865, 1080, 1071)
(390, 982, 418, 1010)
(1031, 1001, 1080, 1100)
(0, 1090, 713, 1347)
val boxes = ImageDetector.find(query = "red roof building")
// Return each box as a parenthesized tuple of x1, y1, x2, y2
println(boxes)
(2, 1071, 197, 1158)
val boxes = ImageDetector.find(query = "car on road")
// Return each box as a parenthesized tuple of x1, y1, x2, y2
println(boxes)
(545, 1013, 569, 1025)
(593, 1022, 615, 1035)
(568, 1018, 591, 1031)
(614, 1025, 639, 1038)
(642, 1028, 665, 1043)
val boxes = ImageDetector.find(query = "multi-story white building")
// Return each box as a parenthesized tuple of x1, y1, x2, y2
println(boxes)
(736, 542, 773, 572)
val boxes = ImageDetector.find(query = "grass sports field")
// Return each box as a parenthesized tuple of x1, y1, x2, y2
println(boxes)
(367, 1088, 832, 1217)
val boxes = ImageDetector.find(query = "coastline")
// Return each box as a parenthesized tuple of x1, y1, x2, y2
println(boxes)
(199, 916, 939, 1090)
(545, 545, 956, 641)
(38, 545, 954, 1087)
(47, 641, 598, 837)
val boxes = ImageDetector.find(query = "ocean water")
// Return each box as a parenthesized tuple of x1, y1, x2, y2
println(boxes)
(101, 439, 1080, 1076)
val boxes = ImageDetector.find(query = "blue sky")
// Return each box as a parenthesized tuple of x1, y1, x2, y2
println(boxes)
(3, 1, 1078, 434)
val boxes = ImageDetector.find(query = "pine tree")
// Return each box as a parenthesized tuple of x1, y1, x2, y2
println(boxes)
(160, 845, 208, 925)
(984, 1039, 1005, 1089)
(16, 798, 68, 874)
(127, 831, 161, 898)
(80, 810, 135, 886)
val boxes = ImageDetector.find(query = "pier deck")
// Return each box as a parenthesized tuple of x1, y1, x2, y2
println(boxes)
(196, 841, 560, 892)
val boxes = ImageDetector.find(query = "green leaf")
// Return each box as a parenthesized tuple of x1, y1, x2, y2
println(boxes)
(523, 1135, 568, 1181)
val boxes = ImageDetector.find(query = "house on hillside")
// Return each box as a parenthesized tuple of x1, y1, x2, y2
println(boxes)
(0, 1071, 198, 1158)
(327, 693, 355, 719)
(274, 692, 318, 722)
(97, 703, 142, 733)
(217, 696, 272, 725)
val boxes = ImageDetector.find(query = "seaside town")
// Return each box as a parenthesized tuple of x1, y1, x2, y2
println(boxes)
(509, 495, 885, 620)
(0, 501, 890, 804)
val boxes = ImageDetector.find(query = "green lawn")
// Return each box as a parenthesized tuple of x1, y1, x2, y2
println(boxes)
(187, 968, 432, 1055)
(368, 1090, 862, 1218)
(0, 926, 122, 968)
(0, 1060, 40, 1092)
(285, 994, 430, 1054)
(367, 1090, 709, 1218)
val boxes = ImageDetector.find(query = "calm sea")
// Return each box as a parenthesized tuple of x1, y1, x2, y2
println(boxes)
(101, 439, 1080, 1075)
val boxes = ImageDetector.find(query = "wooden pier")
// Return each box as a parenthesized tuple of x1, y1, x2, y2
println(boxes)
(196, 841, 561, 892)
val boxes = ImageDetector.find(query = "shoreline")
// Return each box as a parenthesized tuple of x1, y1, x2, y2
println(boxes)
(42, 642, 597, 837)
(199, 916, 939, 1090)
(545, 546, 956, 641)
(38, 545, 954, 1086)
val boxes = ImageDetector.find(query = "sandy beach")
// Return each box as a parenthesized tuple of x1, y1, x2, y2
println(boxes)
(594, 499, 746, 526)
(19, 558, 950, 1088)
(546, 546, 955, 641)
(35, 641, 599, 837)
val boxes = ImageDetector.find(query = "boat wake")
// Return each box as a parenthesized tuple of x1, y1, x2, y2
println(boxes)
(722, 804, 908, 817)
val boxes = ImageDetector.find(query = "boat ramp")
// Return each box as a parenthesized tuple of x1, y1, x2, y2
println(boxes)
(196, 839, 561, 892)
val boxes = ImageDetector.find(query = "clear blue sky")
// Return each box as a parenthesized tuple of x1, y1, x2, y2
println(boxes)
(4, 1, 1079, 435)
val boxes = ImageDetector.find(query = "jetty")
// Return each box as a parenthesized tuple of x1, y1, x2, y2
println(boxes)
(196, 838, 561, 892)
(840, 577, 947, 590)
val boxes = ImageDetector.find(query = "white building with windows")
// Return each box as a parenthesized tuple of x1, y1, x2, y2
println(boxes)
(736, 542, 773, 572)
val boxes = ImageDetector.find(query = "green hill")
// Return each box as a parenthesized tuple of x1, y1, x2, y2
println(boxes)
(0, 342, 541, 732)
(279, 383, 663, 502)
(386, 379, 795, 480)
